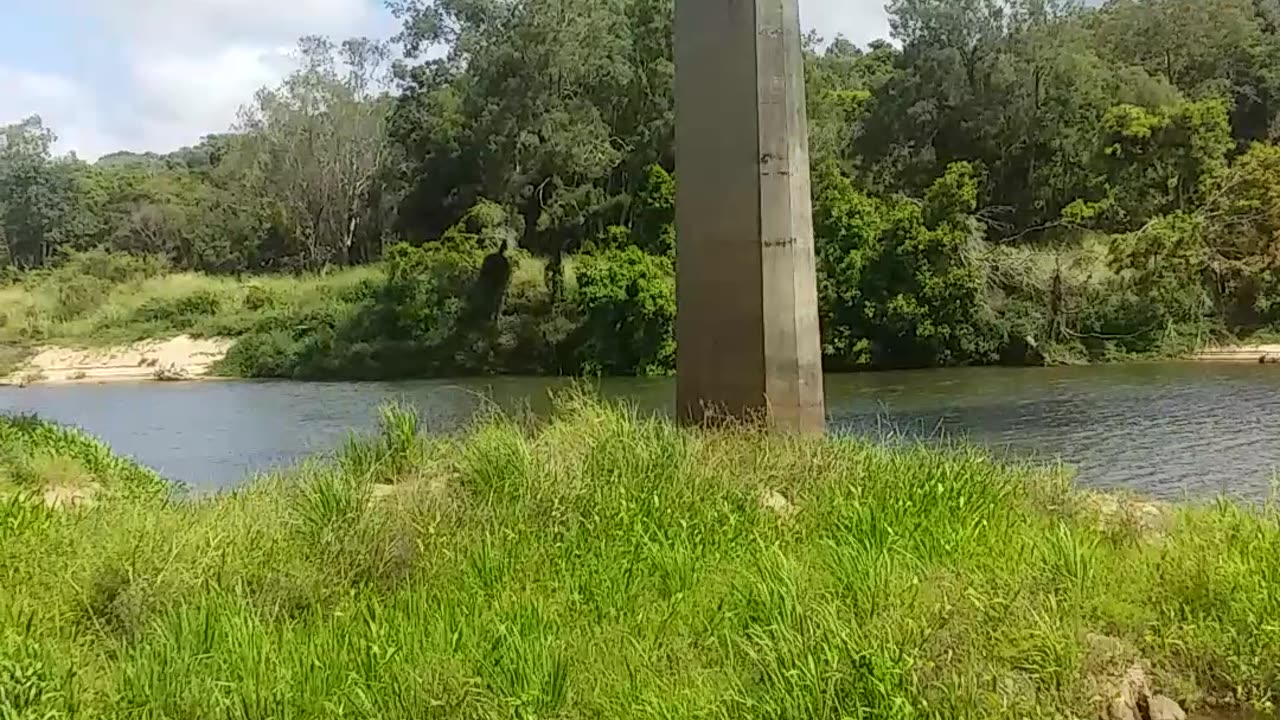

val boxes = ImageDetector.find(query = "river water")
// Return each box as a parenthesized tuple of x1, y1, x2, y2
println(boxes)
(2, 362, 1279, 499)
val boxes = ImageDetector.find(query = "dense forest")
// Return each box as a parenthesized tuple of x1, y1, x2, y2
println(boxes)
(4, 0, 1280, 378)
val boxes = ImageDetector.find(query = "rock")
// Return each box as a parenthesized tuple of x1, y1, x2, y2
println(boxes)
(1104, 666, 1152, 720)
(153, 363, 191, 381)
(1082, 492, 1170, 538)
(42, 483, 100, 509)
(758, 489, 794, 517)
(1147, 695, 1187, 720)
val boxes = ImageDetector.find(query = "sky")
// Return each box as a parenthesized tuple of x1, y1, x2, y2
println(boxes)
(0, 0, 892, 160)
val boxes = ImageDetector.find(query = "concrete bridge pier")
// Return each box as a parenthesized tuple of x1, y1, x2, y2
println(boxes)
(674, 0, 826, 433)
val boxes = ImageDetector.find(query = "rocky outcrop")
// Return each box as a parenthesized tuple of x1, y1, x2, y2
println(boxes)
(1147, 695, 1187, 720)
(1086, 634, 1188, 720)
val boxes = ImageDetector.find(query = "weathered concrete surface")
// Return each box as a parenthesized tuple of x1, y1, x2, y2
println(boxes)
(674, 0, 825, 433)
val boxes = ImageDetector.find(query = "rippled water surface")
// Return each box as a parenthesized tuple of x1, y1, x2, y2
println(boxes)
(2, 363, 1279, 497)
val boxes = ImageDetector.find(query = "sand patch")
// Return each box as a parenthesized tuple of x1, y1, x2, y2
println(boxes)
(1, 336, 233, 386)
(1192, 344, 1280, 363)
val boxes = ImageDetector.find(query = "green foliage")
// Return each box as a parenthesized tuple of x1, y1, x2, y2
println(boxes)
(574, 247, 675, 375)
(632, 164, 676, 256)
(1109, 213, 1215, 341)
(336, 404, 426, 486)
(7, 0, 1280, 371)
(0, 415, 172, 500)
(222, 37, 393, 270)
(816, 162, 996, 368)
(382, 240, 482, 341)
(1210, 142, 1280, 324)
(133, 290, 223, 327)
(1096, 98, 1234, 226)
(0, 118, 78, 270)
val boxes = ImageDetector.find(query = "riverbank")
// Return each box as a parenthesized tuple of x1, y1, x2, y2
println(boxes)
(3, 334, 1273, 388)
(8, 249, 1280, 386)
(1193, 344, 1280, 363)
(2, 399, 1279, 718)
(0, 336, 232, 386)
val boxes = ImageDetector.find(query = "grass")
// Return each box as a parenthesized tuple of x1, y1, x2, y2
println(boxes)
(0, 251, 385, 349)
(0, 249, 575, 381)
(3, 396, 1280, 718)
(0, 250, 571, 353)
(0, 415, 173, 500)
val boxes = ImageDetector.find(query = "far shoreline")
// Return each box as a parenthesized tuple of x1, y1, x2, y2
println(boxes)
(1191, 344, 1280, 363)
(4, 337, 1280, 388)
(0, 336, 232, 387)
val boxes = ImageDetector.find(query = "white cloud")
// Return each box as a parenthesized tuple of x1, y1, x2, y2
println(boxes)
(0, 65, 121, 159)
(68, 0, 374, 50)
(2, 0, 892, 160)
(125, 45, 297, 153)
(0, 0, 383, 159)
(802, 0, 892, 45)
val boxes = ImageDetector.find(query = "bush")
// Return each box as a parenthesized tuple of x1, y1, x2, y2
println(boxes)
(381, 240, 483, 343)
(815, 162, 998, 369)
(242, 284, 278, 312)
(574, 247, 675, 376)
(219, 242, 494, 379)
(216, 329, 301, 378)
(133, 290, 224, 329)
(50, 249, 170, 285)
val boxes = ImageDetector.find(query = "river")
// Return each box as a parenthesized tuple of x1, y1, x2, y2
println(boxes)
(2, 362, 1279, 499)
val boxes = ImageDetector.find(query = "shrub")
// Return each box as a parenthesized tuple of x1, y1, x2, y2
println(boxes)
(574, 247, 675, 376)
(815, 162, 998, 369)
(216, 329, 301, 378)
(242, 284, 278, 312)
(133, 290, 224, 329)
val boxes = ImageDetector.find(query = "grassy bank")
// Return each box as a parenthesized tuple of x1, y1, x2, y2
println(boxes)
(0, 415, 172, 501)
(3, 398, 1279, 718)
(5, 244, 1264, 384)
(0, 250, 383, 351)
(0, 248, 602, 381)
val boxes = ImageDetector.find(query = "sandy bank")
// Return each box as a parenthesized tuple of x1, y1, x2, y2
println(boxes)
(1192, 344, 1280, 363)
(1, 336, 233, 386)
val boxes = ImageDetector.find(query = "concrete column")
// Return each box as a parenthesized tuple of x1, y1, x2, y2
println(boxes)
(674, 0, 826, 433)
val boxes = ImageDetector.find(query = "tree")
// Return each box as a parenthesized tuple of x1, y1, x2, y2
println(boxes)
(574, 245, 675, 375)
(227, 36, 394, 269)
(1091, 0, 1276, 140)
(1094, 98, 1234, 227)
(0, 117, 78, 269)
(390, 0, 673, 295)
(815, 161, 995, 368)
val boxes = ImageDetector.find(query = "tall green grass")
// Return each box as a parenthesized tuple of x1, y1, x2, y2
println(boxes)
(0, 249, 574, 381)
(0, 415, 173, 501)
(0, 250, 384, 348)
(2, 399, 1279, 718)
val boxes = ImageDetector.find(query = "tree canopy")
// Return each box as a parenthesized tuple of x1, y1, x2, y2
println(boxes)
(5, 0, 1280, 374)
